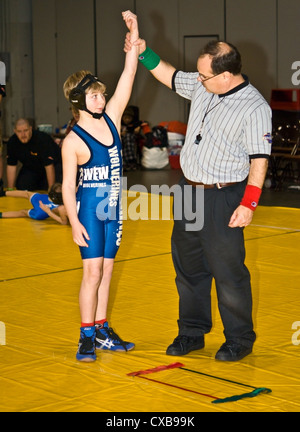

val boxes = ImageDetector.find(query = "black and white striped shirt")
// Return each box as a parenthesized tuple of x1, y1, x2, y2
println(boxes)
(173, 71, 272, 183)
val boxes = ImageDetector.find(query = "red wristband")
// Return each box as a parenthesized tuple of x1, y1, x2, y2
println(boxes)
(240, 185, 262, 211)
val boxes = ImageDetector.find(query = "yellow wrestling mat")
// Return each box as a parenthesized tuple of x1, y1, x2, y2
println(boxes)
(0, 190, 300, 413)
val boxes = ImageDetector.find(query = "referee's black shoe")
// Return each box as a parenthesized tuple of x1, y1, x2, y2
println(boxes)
(166, 335, 204, 356)
(215, 341, 252, 361)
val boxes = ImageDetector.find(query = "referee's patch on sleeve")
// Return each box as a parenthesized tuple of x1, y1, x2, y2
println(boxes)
(263, 132, 272, 144)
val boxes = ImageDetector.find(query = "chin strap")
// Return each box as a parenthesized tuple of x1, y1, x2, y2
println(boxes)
(85, 106, 106, 120)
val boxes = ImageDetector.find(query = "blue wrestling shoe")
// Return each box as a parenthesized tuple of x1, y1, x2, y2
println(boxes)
(76, 326, 97, 362)
(95, 321, 135, 352)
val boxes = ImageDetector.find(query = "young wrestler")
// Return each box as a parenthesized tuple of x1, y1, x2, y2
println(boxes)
(62, 10, 139, 362)
(0, 183, 68, 225)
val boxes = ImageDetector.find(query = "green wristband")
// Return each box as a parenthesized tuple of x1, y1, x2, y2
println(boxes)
(138, 47, 160, 70)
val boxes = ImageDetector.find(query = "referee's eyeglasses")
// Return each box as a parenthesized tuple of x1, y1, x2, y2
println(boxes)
(198, 72, 222, 82)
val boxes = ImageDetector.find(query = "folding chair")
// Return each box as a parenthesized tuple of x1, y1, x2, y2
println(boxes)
(269, 121, 300, 190)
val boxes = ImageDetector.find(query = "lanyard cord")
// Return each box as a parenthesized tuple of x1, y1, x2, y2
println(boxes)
(195, 95, 225, 144)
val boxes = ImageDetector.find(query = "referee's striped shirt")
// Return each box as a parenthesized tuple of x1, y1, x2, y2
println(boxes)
(173, 71, 272, 184)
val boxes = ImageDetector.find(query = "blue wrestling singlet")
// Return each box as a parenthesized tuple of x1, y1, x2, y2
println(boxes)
(72, 113, 123, 260)
(29, 193, 59, 220)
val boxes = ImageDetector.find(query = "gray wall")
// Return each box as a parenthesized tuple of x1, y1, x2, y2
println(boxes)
(1, 0, 300, 136)
(0, 0, 34, 135)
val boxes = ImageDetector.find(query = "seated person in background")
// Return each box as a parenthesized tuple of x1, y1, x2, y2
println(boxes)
(6, 118, 62, 191)
(121, 105, 143, 171)
(0, 182, 68, 224)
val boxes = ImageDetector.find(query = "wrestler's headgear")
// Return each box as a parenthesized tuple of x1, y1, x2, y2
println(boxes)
(48, 190, 63, 206)
(69, 73, 105, 119)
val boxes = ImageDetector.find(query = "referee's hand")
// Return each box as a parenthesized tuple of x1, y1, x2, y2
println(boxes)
(228, 205, 253, 228)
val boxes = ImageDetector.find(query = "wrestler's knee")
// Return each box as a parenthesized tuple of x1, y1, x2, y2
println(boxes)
(82, 258, 103, 286)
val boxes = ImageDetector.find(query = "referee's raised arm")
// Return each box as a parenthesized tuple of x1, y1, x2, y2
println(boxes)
(124, 33, 176, 89)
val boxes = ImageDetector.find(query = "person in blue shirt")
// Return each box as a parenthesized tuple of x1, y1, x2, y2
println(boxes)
(0, 182, 68, 224)
(62, 10, 139, 362)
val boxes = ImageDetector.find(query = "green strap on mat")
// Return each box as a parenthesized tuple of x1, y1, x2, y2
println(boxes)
(212, 387, 272, 404)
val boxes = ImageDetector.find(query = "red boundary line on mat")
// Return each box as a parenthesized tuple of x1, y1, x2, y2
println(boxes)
(128, 362, 218, 401)
(127, 362, 184, 376)
(137, 375, 218, 401)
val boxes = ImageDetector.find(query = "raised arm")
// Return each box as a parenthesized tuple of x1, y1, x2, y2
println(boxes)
(106, 10, 140, 127)
(124, 33, 176, 89)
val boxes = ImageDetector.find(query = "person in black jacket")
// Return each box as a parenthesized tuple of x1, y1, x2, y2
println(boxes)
(6, 118, 62, 190)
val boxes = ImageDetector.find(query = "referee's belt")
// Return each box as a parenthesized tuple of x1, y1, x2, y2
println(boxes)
(184, 177, 237, 189)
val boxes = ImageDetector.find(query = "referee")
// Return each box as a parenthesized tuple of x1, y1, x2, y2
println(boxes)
(125, 34, 272, 361)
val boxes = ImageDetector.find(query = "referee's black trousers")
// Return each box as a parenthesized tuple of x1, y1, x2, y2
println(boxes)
(171, 177, 256, 348)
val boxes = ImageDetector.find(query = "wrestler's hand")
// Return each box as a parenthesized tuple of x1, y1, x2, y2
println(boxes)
(124, 33, 146, 54)
(228, 205, 254, 228)
(72, 221, 90, 247)
(39, 201, 49, 214)
(122, 10, 139, 42)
